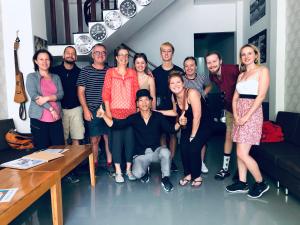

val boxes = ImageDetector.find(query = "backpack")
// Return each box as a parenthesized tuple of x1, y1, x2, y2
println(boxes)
(5, 129, 34, 150)
(260, 121, 284, 143)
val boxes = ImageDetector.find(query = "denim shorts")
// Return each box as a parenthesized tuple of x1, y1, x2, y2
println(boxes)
(87, 109, 109, 137)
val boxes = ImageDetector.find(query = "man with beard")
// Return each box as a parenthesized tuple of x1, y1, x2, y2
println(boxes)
(205, 51, 239, 180)
(52, 46, 84, 183)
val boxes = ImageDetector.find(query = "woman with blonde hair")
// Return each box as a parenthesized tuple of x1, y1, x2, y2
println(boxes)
(225, 44, 270, 198)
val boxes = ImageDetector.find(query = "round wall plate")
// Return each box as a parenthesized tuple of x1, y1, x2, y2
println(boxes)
(74, 33, 94, 55)
(89, 23, 107, 42)
(120, 0, 137, 18)
(104, 11, 122, 30)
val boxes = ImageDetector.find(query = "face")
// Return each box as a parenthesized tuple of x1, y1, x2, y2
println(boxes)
(184, 59, 197, 76)
(116, 49, 129, 66)
(160, 45, 173, 62)
(240, 46, 257, 66)
(169, 76, 184, 94)
(92, 46, 107, 64)
(134, 57, 146, 73)
(137, 96, 152, 111)
(63, 47, 77, 64)
(206, 54, 222, 74)
(35, 53, 51, 71)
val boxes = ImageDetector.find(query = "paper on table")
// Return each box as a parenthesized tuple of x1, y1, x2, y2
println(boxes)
(0, 188, 18, 202)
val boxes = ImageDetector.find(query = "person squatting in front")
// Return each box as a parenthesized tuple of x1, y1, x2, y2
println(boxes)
(97, 89, 182, 192)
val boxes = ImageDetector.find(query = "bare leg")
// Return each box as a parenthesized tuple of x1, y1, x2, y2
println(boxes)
(201, 145, 206, 161)
(115, 163, 122, 174)
(126, 162, 132, 171)
(72, 139, 80, 145)
(224, 129, 233, 154)
(236, 143, 263, 182)
(103, 134, 112, 164)
(160, 134, 167, 147)
(169, 134, 177, 159)
(90, 136, 101, 164)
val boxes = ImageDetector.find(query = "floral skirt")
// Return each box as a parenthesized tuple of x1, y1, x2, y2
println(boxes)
(232, 99, 263, 145)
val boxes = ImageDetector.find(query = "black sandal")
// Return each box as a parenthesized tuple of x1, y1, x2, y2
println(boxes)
(179, 178, 191, 186)
(191, 179, 203, 188)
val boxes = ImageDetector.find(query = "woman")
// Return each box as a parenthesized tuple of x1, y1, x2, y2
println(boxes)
(159, 71, 213, 187)
(183, 56, 212, 174)
(26, 49, 64, 150)
(133, 53, 156, 109)
(226, 44, 270, 198)
(102, 46, 139, 183)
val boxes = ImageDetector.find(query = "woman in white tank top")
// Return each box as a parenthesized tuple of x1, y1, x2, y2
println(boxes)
(226, 44, 270, 198)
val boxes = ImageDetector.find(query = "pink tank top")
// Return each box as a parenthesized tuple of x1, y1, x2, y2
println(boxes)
(40, 78, 61, 122)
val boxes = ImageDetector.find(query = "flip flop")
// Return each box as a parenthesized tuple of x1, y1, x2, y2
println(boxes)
(191, 179, 203, 188)
(179, 178, 191, 186)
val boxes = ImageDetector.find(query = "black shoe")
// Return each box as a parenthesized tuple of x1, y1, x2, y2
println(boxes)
(226, 181, 249, 193)
(140, 171, 150, 183)
(171, 161, 178, 172)
(247, 181, 270, 198)
(214, 168, 230, 180)
(161, 177, 174, 192)
(65, 173, 80, 184)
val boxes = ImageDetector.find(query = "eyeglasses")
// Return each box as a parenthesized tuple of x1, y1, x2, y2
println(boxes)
(93, 51, 106, 56)
(118, 54, 129, 57)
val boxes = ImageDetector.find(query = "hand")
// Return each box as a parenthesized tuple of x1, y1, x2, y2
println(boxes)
(50, 110, 59, 120)
(35, 96, 48, 106)
(179, 111, 187, 126)
(238, 115, 249, 126)
(96, 105, 105, 118)
(83, 109, 93, 121)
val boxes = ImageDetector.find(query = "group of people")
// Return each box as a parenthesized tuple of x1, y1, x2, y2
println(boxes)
(26, 41, 270, 198)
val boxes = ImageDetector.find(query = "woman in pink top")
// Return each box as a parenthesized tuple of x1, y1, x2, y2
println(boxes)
(102, 46, 139, 183)
(26, 49, 64, 150)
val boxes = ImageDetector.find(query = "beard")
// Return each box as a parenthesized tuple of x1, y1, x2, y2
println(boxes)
(64, 58, 75, 65)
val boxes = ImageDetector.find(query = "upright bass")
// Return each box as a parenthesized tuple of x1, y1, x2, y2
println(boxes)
(13, 33, 27, 120)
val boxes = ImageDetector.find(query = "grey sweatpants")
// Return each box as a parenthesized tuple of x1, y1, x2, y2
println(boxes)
(132, 146, 171, 179)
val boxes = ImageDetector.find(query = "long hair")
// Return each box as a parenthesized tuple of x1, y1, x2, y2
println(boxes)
(239, 44, 261, 72)
(133, 53, 149, 74)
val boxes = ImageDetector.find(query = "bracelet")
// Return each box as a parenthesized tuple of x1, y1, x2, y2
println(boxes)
(49, 108, 54, 112)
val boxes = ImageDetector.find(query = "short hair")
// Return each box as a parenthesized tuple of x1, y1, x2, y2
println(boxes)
(92, 43, 107, 53)
(205, 51, 222, 62)
(133, 53, 149, 74)
(114, 45, 129, 57)
(32, 49, 53, 71)
(63, 46, 77, 55)
(168, 70, 184, 85)
(160, 42, 175, 53)
(183, 56, 197, 67)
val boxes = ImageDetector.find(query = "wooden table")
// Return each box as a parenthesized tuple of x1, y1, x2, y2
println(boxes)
(28, 144, 96, 187)
(0, 169, 60, 225)
(0, 144, 95, 225)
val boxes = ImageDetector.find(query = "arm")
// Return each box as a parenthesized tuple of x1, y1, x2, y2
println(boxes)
(157, 95, 177, 117)
(102, 70, 112, 119)
(78, 86, 93, 121)
(97, 106, 131, 128)
(239, 67, 270, 125)
(149, 77, 157, 109)
(188, 89, 201, 138)
(160, 113, 181, 133)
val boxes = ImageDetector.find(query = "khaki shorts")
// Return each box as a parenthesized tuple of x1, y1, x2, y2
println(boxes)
(62, 106, 85, 140)
(225, 110, 233, 132)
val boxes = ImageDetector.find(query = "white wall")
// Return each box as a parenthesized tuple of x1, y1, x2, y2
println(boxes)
(125, 0, 238, 67)
(0, 0, 47, 132)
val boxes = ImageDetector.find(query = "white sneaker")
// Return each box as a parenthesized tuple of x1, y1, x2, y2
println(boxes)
(201, 161, 208, 173)
(115, 173, 125, 183)
(126, 170, 136, 181)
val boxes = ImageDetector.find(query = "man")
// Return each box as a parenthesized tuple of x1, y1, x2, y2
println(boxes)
(52, 46, 84, 183)
(97, 89, 183, 192)
(205, 51, 239, 180)
(153, 42, 184, 172)
(77, 44, 112, 171)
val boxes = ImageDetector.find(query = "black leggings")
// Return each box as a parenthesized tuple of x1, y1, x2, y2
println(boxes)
(30, 118, 64, 150)
(110, 125, 134, 164)
(180, 124, 212, 180)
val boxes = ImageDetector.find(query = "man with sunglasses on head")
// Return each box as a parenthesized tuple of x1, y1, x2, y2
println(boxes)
(77, 44, 112, 173)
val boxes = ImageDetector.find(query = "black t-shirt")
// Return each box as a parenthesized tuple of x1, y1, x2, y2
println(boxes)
(153, 65, 183, 110)
(112, 111, 176, 155)
(51, 63, 81, 109)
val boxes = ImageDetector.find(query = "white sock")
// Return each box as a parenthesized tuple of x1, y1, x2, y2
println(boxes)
(223, 155, 231, 171)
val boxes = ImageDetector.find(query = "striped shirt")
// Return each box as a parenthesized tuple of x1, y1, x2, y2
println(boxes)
(77, 65, 108, 111)
(183, 73, 211, 98)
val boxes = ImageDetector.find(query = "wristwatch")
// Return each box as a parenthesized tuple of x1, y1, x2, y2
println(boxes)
(136, 0, 152, 6)
(89, 22, 107, 42)
(104, 11, 122, 30)
(119, 0, 137, 18)
(73, 33, 94, 55)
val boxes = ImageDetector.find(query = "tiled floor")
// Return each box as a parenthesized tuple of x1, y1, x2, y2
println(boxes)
(10, 135, 300, 225)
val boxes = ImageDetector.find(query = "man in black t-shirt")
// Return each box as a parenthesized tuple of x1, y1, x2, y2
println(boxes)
(153, 42, 184, 172)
